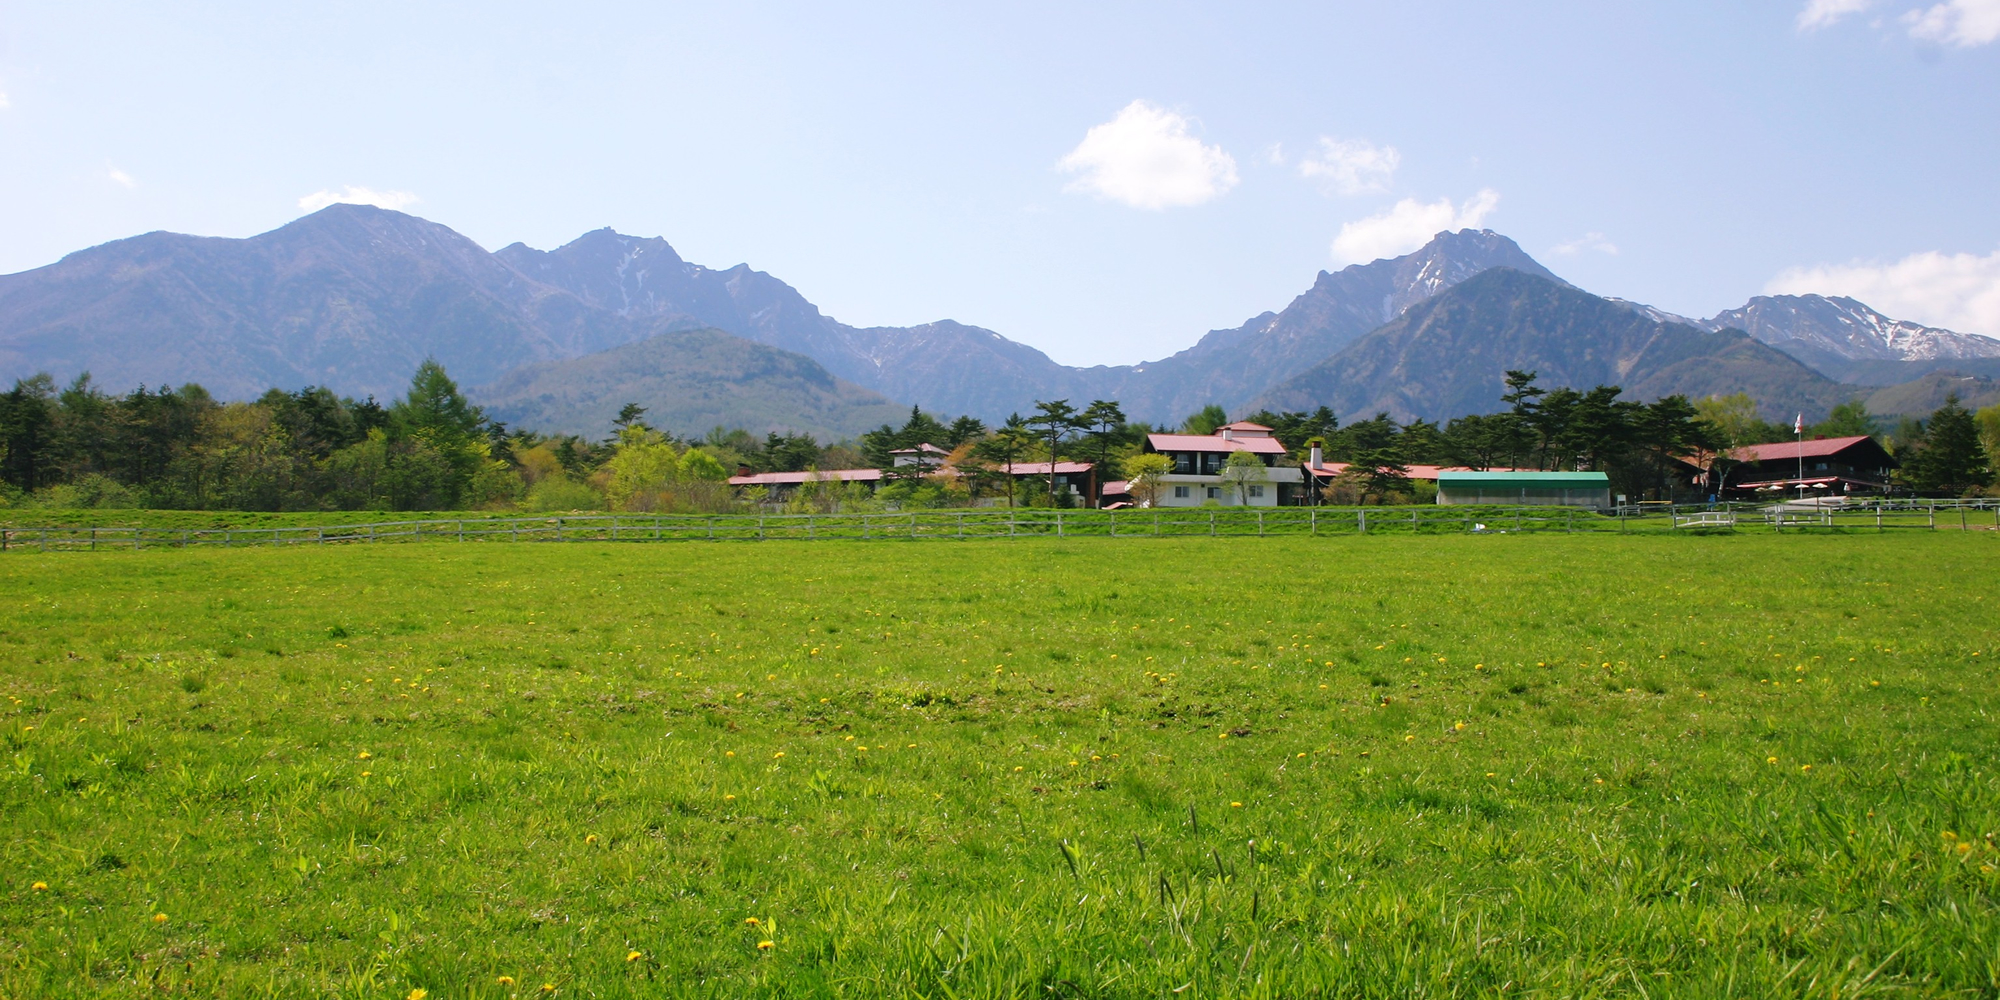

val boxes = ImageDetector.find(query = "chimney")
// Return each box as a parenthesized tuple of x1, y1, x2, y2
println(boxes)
(1310, 444, 1323, 470)
(736, 464, 752, 477)
(1221, 426, 1234, 441)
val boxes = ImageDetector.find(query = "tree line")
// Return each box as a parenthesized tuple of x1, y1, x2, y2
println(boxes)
(2, 362, 1994, 513)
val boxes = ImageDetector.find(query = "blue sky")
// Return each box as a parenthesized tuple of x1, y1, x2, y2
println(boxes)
(2, 1, 1997, 365)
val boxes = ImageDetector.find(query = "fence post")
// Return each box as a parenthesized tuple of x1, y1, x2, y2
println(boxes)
(864, 515, 871, 541)
(1929, 504, 1936, 530)
(1310, 508, 1317, 536)
(1961, 506, 1967, 532)
(758, 517, 766, 541)
(1109, 511, 1116, 538)
(1057, 512, 1064, 538)
(809, 515, 816, 540)
(1209, 511, 1216, 537)
(707, 517, 715, 541)
(555, 519, 563, 543)
(1358, 510, 1366, 535)
(1257, 510, 1264, 537)
(1565, 509, 1573, 534)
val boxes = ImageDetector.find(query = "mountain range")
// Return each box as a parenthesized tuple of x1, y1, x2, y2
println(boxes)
(3, 204, 1996, 439)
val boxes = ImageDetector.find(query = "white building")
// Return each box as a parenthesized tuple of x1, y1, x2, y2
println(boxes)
(1143, 422, 1302, 507)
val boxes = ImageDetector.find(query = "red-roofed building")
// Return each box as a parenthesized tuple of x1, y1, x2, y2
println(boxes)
(1143, 422, 1301, 506)
(727, 467, 883, 501)
(1718, 435, 1896, 496)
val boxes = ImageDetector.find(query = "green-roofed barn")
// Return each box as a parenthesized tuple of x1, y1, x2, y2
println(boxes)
(1435, 471, 1612, 508)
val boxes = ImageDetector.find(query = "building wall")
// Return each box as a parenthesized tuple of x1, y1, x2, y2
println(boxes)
(1437, 486, 1610, 507)
(1155, 469, 1301, 507)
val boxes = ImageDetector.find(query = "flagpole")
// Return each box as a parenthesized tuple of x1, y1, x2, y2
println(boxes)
(1796, 413, 1804, 504)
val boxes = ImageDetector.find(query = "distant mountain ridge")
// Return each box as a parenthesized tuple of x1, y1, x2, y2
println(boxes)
(501, 226, 1564, 422)
(4, 206, 1993, 440)
(1251, 268, 1856, 423)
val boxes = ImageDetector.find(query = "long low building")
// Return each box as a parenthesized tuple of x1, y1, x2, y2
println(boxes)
(1435, 470, 1612, 507)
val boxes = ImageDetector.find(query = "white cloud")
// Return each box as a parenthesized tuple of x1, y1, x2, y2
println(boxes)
(1767, 249, 2000, 337)
(1262, 142, 1286, 166)
(1298, 137, 1400, 195)
(1797, 0, 1873, 30)
(1330, 189, 1499, 265)
(106, 166, 137, 189)
(1905, 0, 2000, 45)
(1057, 100, 1238, 210)
(297, 185, 421, 212)
(1552, 232, 1619, 256)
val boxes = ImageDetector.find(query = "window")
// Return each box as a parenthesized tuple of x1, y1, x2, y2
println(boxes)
(1173, 486, 1190, 498)
(1206, 487, 1220, 499)
(1248, 485, 1264, 498)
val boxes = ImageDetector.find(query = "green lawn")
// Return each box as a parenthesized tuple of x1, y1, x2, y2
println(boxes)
(2, 535, 1996, 998)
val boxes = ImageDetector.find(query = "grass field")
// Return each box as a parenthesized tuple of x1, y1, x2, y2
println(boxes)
(2, 534, 1997, 998)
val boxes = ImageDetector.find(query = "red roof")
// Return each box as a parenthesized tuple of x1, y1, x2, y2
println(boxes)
(1730, 435, 1873, 463)
(1307, 463, 1527, 481)
(996, 461, 1093, 476)
(1216, 421, 1273, 432)
(1101, 480, 1131, 494)
(1148, 433, 1288, 455)
(728, 468, 883, 486)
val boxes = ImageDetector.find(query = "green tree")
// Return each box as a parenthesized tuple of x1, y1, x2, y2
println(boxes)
(1218, 449, 1268, 505)
(677, 447, 729, 482)
(1499, 369, 1545, 468)
(1028, 399, 1084, 505)
(1902, 394, 1991, 496)
(1079, 399, 1128, 506)
(1120, 452, 1171, 508)
(613, 402, 651, 434)
(970, 416, 1033, 507)
(385, 360, 491, 509)
(1180, 404, 1228, 436)
(1814, 400, 1874, 438)
(1976, 403, 2000, 474)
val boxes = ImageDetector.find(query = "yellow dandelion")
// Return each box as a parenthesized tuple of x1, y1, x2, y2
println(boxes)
(773, 751, 785, 758)
(1230, 801, 1243, 808)
(626, 950, 644, 962)
(1474, 664, 1483, 670)
(1453, 722, 1466, 731)
(541, 985, 556, 994)
(152, 913, 168, 923)
(1012, 765, 1024, 772)
(1485, 772, 1496, 777)
(357, 750, 372, 760)
(725, 751, 735, 757)
(1218, 733, 1228, 740)
(1297, 752, 1307, 758)
(32, 881, 48, 891)
(496, 976, 515, 986)
(1404, 734, 1416, 742)
(757, 940, 775, 951)
(1318, 683, 1328, 689)
(724, 794, 736, 801)
(1767, 756, 1778, 764)
(585, 834, 599, 844)
(858, 746, 869, 752)
(746, 917, 761, 925)
(1957, 842, 1973, 855)
(1800, 764, 1813, 772)
(408, 990, 428, 1000)
(360, 770, 372, 777)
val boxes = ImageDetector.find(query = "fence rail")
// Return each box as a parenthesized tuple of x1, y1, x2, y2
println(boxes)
(3, 499, 1996, 552)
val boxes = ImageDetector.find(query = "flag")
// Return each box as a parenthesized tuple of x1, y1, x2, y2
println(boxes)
(1793, 413, 1803, 435)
